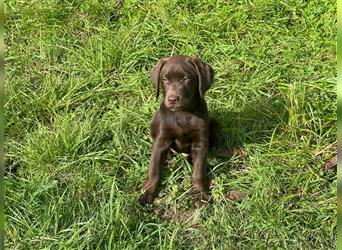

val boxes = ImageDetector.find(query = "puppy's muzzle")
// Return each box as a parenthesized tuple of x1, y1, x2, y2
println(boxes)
(167, 95, 180, 105)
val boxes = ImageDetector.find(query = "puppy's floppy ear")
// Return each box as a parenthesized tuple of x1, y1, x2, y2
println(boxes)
(192, 58, 214, 99)
(150, 58, 166, 99)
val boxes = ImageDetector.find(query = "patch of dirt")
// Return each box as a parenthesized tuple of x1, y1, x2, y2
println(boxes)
(214, 147, 246, 160)
(226, 190, 246, 201)
(153, 203, 198, 224)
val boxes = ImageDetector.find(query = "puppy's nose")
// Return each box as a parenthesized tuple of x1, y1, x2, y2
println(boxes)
(168, 96, 180, 104)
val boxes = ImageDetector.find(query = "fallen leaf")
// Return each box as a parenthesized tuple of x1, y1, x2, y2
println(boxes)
(210, 179, 218, 188)
(324, 155, 337, 171)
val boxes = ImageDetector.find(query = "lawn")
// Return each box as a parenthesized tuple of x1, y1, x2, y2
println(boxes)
(5, 0, 336, 249)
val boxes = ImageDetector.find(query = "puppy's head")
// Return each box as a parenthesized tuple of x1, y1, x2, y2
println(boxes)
(150, 55, 214, 111)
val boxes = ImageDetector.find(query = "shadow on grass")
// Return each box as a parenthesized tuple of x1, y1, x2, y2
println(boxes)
(210, 96, 289, 150)
(206, 96, 289, 180)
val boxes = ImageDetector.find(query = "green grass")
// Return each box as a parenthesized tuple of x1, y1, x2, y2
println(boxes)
(5, 0, 336, 249)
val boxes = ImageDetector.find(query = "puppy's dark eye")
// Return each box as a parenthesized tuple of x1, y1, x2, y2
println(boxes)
(162, 76, 168, 83)
(182, 76, 189, 82)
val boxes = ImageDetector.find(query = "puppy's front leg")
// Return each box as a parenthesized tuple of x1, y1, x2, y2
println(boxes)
(191, 134, 210, 208)
(138, 137, 171, 206)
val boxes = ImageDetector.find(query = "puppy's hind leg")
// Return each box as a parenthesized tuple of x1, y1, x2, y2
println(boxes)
(208, 117, 221, 149)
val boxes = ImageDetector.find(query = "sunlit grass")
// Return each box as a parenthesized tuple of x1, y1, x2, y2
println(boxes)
(5, 0, 336, 249)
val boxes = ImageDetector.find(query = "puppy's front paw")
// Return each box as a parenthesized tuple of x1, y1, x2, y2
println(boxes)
(193, 191, 210, 209)
(138, 191, 156, 206)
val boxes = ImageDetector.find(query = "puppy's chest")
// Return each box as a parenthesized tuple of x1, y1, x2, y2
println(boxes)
(165, 116, 201, 154)
(171, 130, 194, 154)
(165, 114, 199, 137)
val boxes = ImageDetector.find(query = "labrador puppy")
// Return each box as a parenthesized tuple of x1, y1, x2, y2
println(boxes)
(138, 55, 220, 208)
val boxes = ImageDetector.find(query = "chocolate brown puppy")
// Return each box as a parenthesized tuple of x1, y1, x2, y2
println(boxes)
(139, 55, 220, 208)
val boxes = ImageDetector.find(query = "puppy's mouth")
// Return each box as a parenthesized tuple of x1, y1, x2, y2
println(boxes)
(165, 103, 184, 111)
(168, 106, 183, 112)
(165, 99, 187, 111)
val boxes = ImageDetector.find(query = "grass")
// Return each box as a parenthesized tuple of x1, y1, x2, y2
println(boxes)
(5, 0, 336, 249)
